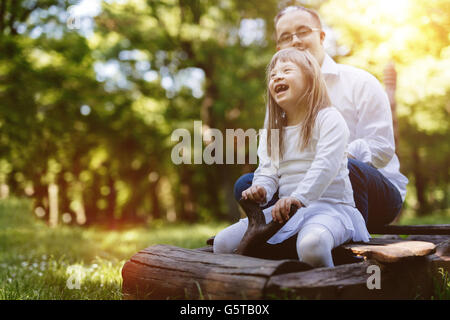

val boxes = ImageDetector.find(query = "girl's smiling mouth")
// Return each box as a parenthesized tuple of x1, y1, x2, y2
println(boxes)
(274, 83, 289, 94)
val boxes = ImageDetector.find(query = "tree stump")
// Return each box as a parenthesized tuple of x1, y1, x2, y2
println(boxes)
(122, 236, 450, 300)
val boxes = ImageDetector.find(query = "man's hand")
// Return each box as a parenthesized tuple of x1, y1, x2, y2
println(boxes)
(271, 197, 302, 223)
(348, 153, 356, 159)
(241, 185, 267, 204)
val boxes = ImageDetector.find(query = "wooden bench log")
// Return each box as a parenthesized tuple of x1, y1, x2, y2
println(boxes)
(121, 244, 311, 300)
(267, 237, 449, 299)
(339, 239, 436, 263)
(368, 224, 450, 235)
(122, 237, 449, 300)
(265, 260, 383, 299)
(266, 258, 432, 299)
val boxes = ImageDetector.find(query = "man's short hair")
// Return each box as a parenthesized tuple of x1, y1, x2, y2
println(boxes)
(274, 5, 323, 30)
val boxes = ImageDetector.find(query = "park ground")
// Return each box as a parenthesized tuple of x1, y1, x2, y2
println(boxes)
(0, 198, 448, 300)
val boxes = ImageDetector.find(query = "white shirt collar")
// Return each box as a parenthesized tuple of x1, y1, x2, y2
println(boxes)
(321, 54, 339, 76)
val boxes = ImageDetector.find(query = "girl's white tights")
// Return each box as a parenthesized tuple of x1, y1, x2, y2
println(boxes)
(213, 221, 335, 268)
(296, 224, 335, 268)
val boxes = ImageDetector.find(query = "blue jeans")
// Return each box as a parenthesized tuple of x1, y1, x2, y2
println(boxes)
(233, 158, 403, 229)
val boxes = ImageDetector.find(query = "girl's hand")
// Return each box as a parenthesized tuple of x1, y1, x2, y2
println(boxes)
(241, 185, 267, 204)
(271, 197, 302, 223)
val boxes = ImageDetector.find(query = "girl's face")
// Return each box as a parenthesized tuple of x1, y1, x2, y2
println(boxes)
(269, 60, 307, 112)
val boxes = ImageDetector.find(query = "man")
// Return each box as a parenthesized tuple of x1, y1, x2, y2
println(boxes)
(235, 6, 408, 230)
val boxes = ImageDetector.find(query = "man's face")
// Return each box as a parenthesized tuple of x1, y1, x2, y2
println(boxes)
(275, 10, 326, 66)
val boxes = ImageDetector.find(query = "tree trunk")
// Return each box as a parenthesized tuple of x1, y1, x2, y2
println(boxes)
(221, 166, 240, 221)
(48, 183, 59, 227)
(149, 179, 161, 220)
(178, 166, 196, 222)
(106, 174, 117, 229)
(0, 183, 8, 199)
(412, 148, 428, 215)
(57, 173, 71, 219)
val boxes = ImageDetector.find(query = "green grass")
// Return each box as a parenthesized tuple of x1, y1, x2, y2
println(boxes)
(0, 198, 227, 300)
(397, 207, 450, 225)
(0, 197, 448, 300)
(431, 268, 450, 300)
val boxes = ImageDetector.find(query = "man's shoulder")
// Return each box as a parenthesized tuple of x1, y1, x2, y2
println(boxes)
(335, 62, 383, 91)
(336, 62, 377, 81)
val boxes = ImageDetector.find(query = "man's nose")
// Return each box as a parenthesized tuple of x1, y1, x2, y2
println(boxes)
(291, 34, 303, 47)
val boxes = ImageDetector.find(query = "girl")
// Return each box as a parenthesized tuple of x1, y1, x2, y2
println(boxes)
(213, 48, 370, 267)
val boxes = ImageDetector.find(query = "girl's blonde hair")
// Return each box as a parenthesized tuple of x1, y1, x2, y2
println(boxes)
(266, 48, 331, 160)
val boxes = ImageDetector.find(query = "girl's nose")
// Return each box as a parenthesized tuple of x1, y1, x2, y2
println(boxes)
(274, 72, 284, 81)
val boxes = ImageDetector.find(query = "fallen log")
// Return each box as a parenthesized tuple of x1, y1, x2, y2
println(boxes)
(121, 244, 311, 300)
(122, 237, 450, 300)
(265, 258, 434, 299)
(265, 260, 383, 299)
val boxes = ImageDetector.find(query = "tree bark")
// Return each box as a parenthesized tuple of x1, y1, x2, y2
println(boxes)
(412, 147, 429, 215)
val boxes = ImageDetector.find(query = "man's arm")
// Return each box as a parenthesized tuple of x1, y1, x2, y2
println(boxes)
(349, 71, 395, 168)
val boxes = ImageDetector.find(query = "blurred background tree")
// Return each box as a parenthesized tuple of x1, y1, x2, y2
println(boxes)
(0, 0, 448, 228)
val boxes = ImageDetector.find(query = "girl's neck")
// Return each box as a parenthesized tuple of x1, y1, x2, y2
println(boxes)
(285, 108, 307, 127)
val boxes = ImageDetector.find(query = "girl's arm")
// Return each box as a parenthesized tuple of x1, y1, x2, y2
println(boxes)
(291, 108, 349, 207)
(252, 128, 279, 206)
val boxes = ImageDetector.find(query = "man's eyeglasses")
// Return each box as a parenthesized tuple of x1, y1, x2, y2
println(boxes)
(277, 26, 321, 46)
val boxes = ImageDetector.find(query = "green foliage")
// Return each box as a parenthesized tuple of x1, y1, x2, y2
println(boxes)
(0, 0, 448, 227)
(321, 0, 450, 214)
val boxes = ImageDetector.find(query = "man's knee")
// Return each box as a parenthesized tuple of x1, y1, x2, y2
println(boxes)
(233, 173, 254, 201)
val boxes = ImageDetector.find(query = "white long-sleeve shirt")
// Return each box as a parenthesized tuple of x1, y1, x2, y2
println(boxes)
(253, 107, 355, 207)
(321, 54, 408, 200)
(259, 54, 408, 201)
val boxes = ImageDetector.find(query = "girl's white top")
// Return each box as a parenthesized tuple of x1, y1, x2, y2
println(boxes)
(253, 107, 370, 244)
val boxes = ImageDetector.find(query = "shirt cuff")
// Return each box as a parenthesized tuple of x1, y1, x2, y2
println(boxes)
(252, 181, 277, 207)
(348, 139, 372, 164)
(290, 192, 309, 208)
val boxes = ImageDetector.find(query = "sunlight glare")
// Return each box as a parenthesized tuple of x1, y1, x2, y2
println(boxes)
(377, 0, 410, 21)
